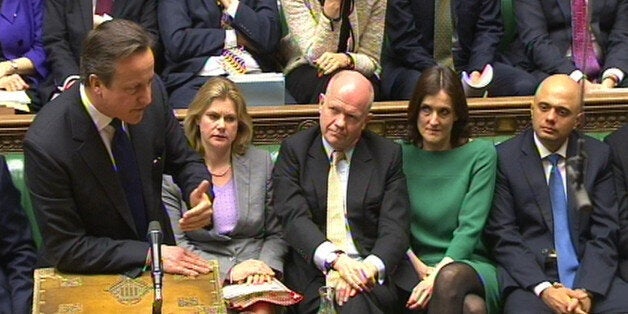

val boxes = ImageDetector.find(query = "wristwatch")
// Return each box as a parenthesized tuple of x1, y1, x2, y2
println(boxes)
(9, 60, 18, 74)
(324, 250, 343, 272)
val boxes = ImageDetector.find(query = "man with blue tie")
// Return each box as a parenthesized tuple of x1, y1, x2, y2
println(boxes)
(485, 74, 628, 313)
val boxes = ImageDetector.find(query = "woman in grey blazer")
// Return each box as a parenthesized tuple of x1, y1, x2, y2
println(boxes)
(162, 77, 286, 313)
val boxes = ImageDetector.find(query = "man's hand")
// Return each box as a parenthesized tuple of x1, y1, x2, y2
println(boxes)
(332, 254, 372, 292)
(180, 180, 212, 231)
(566, 289, 592, 314)
(160, 245, 211, 276)
(322, 0, 341, 19)
(406, 273, 435, 310)
(540, 284, 583, 313)
(0, 74, 29, 91)
(333, 275, 359, 306)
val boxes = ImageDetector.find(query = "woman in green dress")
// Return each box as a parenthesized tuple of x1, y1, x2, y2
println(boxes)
(401, 66, 499, 313)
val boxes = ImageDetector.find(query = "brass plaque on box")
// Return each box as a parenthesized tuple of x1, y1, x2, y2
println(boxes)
(33, 261, 226, 313)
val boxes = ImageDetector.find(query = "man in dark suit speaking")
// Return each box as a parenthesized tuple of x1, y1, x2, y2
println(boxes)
(24, 20, 213, 276)
(272, 70, 410, 313)
(485, 74, 628, 313)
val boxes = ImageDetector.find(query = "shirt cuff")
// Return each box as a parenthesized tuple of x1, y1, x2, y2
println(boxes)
(226, 0, 239, 18)
(534, 281, 553, 297)
(364, 255, 385, 285)
(225, 29, 237, 49)
(569, 70, 585, 82)
(314, 241, 339, 272)
(602, 68, 624, 85)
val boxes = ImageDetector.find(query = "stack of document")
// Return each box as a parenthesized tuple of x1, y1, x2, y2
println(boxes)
(0, 90, 31, 112)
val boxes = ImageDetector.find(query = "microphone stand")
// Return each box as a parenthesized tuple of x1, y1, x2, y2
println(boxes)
(566, 137, 593, 213)
(147, 221, 163, 314)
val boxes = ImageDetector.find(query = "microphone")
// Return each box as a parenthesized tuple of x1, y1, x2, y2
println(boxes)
(147, 221, 163, 314)
(567, 138, 593, 212)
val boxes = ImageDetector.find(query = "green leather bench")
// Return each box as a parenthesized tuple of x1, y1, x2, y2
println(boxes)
(2, 132, 610, 252)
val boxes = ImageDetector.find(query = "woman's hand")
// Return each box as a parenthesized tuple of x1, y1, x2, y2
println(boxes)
(406, 274, 435, 310)
(230, 260, 275, 284)
(315, 52, 352, 76)
(0, 74, 29, 91)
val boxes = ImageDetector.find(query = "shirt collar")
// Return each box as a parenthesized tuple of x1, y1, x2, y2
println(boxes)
(533, 132, 568, 160)
(80, 83, 114, 132)
(322, 137, 354, 163)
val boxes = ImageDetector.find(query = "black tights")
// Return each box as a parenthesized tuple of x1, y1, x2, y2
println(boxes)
(428, 262, 487, 314)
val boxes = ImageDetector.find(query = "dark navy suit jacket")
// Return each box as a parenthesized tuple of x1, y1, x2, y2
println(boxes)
(24, 80, 210, 274)
(486, 129, 619, 297)
(509, 0, 628, 77)
(0, 155, 37, 314)
(158, 0, 281, 92)
(41, 0, 158, 101)
(605, 125, 628, 282)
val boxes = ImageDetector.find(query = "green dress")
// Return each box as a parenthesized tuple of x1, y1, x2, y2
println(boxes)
(402, 139, 500, 313)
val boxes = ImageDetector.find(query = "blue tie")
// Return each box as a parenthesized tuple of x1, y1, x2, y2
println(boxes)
(111, 119, 148, 238)
(547, 154, 579, 288)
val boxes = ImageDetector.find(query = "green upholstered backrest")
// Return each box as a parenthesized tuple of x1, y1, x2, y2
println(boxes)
(5, 153, 42, 249)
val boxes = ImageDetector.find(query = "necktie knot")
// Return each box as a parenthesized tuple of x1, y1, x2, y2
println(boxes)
(110, 117, 121, 128)
(547, 154, 561, 167)
(331, 150, 346, 166)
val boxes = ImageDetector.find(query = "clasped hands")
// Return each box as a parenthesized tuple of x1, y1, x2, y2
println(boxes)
(540, 283, 592, 314)
(330, 254, 378, 306)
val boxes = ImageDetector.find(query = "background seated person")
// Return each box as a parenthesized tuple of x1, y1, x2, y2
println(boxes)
(382, 0, 536, 100)
(158, 0, 281, 109)
(41, 0, 159, 106)
(163, 77, 287, 313)
(0, 155, 37, 314)
(397, 66, 500, 313)
(507, 0, 628, 91)
(280, 0, 384, 104)
(0, 0, 47, 111)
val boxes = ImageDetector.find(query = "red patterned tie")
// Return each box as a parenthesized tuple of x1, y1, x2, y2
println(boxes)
(571, 0, 600, 78)
(95, 0, 114, 15)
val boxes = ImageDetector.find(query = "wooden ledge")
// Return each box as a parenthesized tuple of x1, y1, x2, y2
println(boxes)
(2, 93, 628, 152)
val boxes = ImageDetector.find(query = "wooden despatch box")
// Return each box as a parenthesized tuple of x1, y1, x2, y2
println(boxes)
(33, 261, 226, 313)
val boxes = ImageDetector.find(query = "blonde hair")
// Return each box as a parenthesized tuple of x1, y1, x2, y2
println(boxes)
(184, 77, 253, 156)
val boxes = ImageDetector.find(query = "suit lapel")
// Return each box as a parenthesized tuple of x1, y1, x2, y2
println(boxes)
(346, 138, 373, 221)
(307, 136, 330, 214)
(70, 90, 137, 233)
(80, 0, 95, 31)
(520, 130, 555, 233)
(233, 153, 250, 231)
(557, 0, 571, 22)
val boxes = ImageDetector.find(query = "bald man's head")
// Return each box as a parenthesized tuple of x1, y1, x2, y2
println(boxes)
(531, 74, 584, 151)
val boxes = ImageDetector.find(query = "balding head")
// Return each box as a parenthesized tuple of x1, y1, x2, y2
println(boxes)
(531, 74, 584, 151)
(318, 71, 373, 150)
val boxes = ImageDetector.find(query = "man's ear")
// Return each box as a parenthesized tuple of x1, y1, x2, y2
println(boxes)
(89, 74, 102, 95)
(575, 112, 585, 129)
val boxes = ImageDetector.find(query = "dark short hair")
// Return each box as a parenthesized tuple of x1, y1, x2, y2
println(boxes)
(407, 66, 470, 147)
(184, 77, 253, 156)
(80, 19, 154, 87)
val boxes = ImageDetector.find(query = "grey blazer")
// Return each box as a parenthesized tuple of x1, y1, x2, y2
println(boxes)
(162, 147, 286, 280)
